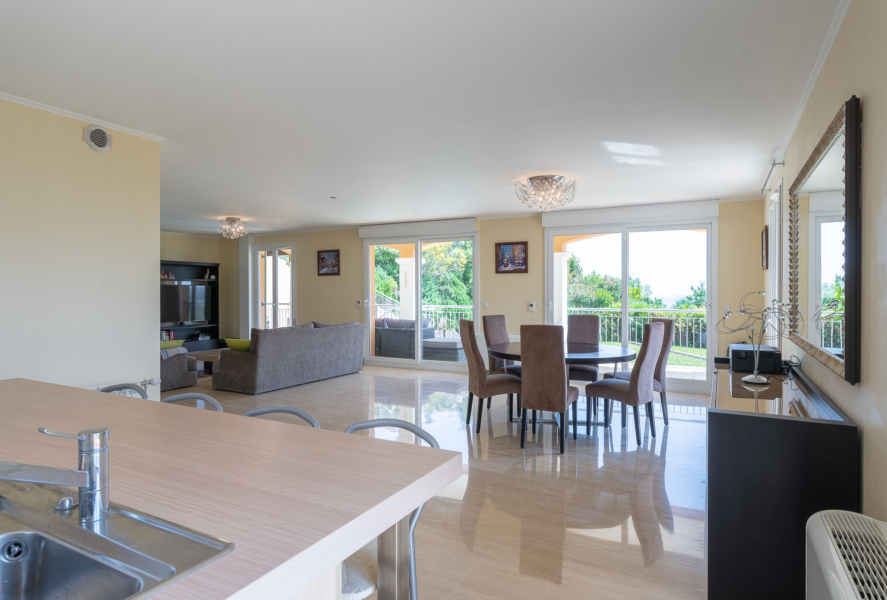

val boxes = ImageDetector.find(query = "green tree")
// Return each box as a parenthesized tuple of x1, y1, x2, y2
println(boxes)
(374, 246, 401, 300)
(421, 241, 473, 306)
(675, 282, 707, 309)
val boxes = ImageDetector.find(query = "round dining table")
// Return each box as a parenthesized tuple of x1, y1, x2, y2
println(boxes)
(486, 342, 637, 429)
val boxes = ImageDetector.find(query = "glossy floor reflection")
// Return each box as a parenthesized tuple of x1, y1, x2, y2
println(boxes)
(165, 366, 708, 599)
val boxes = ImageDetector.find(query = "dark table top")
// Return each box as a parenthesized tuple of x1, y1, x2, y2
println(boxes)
(486, 342, 637, 365)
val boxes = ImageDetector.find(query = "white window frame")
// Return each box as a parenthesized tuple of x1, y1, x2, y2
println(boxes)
(363, 232, 480, 373)
(544, 217, 718, 394)
(253, 243, 296, 330)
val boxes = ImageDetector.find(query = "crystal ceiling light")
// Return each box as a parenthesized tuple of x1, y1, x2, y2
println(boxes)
(218, 217, 248, 239)
(515, 175, 576, 212)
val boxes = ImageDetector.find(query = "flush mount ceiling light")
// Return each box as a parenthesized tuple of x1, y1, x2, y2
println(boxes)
(218, 217, 248, 239)
(515, 175, 576, 212)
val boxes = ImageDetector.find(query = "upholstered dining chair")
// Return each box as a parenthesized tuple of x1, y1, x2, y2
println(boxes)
(585, 322, 664, 445)
(566, 314, 601, 435)
(461, 320, 522, 434)
(603, 318, 675, 425)
(341, 419, 440, 600)
(482, 314, 522, 419)
(519, 325, 580, 454)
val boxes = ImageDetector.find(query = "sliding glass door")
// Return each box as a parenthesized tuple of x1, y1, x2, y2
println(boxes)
(549, 223, 713, 388)
(365, 235, 478, 368)
(256, 245, 294, 330)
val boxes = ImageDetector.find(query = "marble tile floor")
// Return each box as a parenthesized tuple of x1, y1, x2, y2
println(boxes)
(163, 366, 709, 599)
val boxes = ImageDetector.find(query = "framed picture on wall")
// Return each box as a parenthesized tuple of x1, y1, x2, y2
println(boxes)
(761, 225, 769, 270)
(318, 249, 340, 276)
(495, 241, 528, 274)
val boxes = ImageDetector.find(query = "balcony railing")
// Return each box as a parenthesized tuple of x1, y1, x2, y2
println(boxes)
(422, 305, 473, 338)
(819, 312, 845, 349)
(567, 307, 707, 367)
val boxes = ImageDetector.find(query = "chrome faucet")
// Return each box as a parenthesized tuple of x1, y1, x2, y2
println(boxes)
(0, 427, 109, 522)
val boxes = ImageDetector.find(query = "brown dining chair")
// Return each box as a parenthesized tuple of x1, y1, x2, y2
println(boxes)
(483, 314, 522, 420)
(460, 320, 522, 434)
(585, 322, 664, 445)
(603, 318, 675, 425)
(566, 314, 600, 435)
(519, 325, 580, 454)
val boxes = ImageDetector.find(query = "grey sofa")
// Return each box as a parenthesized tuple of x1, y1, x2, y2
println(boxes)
(161, 354, 198, 392)
(212, 322, 364, 394)
(374, 318, 435, 359)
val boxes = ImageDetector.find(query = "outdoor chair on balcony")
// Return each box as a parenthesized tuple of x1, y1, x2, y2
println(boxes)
(603, 317, 675, 425)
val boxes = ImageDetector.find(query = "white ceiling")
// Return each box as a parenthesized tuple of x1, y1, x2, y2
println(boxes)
(0, 0, 844, 234)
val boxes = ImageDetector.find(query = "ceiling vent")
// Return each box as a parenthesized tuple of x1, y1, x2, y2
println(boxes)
(83, 125, 113, 152)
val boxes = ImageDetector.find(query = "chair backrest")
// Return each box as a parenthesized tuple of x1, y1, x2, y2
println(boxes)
(244, 406, 320, 428)
(567, 314, 600, 345)
(651, 318, 675, 388)
(519, 325, 570, 413)
(100, 383, 148, 399)
(343, 418, 439, 600)
(482, 315, 511, 373)
(629, 322, 665, 405)
(460, 319, 487, 394)
(162, 393, 224, 412)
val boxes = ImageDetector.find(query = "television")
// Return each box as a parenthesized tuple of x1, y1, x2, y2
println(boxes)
(160, 284, 211, 324)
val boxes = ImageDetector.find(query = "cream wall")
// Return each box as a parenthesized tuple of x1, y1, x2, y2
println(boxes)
(717, 199, 767, 354)
(160, 233, 240, 338)
(478, 216, 545, 331)
(253, 228, 364, 326)
(0, 99, 161, 397)
(769, 0, 887, 518)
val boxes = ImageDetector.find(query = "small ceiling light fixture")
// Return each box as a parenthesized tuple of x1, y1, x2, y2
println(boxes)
(515, 175, 576, 212)
(218, 217, 248, 239)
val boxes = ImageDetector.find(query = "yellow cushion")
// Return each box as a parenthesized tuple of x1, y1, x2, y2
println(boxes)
(160, 340, 184, 350)
(225, 338, 251, 352)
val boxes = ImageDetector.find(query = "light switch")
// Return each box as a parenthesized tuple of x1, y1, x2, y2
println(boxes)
(357, 299, 363, 307)
(529, 302, 536, 312)
(482, 302, 489, 308)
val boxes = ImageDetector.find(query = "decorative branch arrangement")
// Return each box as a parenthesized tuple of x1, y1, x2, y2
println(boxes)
(716, 291, 802, 385)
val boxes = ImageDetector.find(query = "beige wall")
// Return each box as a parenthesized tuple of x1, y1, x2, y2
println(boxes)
(159, 233, 240, 338)
(0, 99, 161, 397)
(478, 216, 545, 331)
(253, 228, 364, 326)
(717, 199, 767, 354)
(770, 0, 887, 518)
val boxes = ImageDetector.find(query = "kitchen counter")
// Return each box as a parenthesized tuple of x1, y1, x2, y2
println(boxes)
(0, 379, 462, 598)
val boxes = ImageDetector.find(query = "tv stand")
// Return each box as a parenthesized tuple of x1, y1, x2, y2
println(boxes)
(160, 260, 224, 351)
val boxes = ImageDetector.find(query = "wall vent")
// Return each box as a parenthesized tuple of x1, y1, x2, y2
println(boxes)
(83, 124, 113, 152)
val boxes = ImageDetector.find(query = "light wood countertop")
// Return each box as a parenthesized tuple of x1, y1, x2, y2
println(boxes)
(0, 379, 462, 599)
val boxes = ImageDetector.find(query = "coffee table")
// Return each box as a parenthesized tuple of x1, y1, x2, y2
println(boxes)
(189, 349, 226, 376)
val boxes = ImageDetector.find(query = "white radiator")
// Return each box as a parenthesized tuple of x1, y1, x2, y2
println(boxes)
(807, 510, 887, 599)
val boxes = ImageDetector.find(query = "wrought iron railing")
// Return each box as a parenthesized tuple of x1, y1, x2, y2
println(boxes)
(422, 305, 473, 338)
(819, 312, 845, 350)
(567, 307, 707, 367)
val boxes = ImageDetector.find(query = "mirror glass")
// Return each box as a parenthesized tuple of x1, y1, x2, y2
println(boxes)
(794, 133, 845, 358)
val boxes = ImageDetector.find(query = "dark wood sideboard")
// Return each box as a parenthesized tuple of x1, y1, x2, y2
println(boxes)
(707, 365, 860, 599)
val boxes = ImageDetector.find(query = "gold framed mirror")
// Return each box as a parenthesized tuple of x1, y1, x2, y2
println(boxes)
(788, 96, 861, 384)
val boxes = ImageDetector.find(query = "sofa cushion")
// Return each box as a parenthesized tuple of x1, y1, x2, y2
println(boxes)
(294, 322, 315, 330)
(375, 318, 387, 328)
(160, 340, 184, 350)
(423, 337, 463, 349)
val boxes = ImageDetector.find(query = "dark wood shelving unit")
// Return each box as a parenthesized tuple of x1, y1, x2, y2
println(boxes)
(160, 260, 225, 352)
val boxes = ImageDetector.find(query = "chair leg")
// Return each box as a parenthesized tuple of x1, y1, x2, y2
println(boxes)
(520, 409, 527, 448)
(466, 393, 474, 425)
(603, 398, 611, 427)
(508, 393, 514, 421)
(560, 412, 566, 454)
(660, 391, 669, 425)
(621, 402, 627, 428)
(475, 397, 484, 434)
(487, 396, 492, 410)
(572, 400, 577, 439)
(593, 397, 598, 419)
(632, 405, 641, 445)
(517, 394, 522, 418)
(646, 402, 657, 438)
(586, 396, 591, 436)
(532, 410, 537, 435)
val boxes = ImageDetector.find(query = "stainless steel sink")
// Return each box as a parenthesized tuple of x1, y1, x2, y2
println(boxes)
(0, 481, 234, 599)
